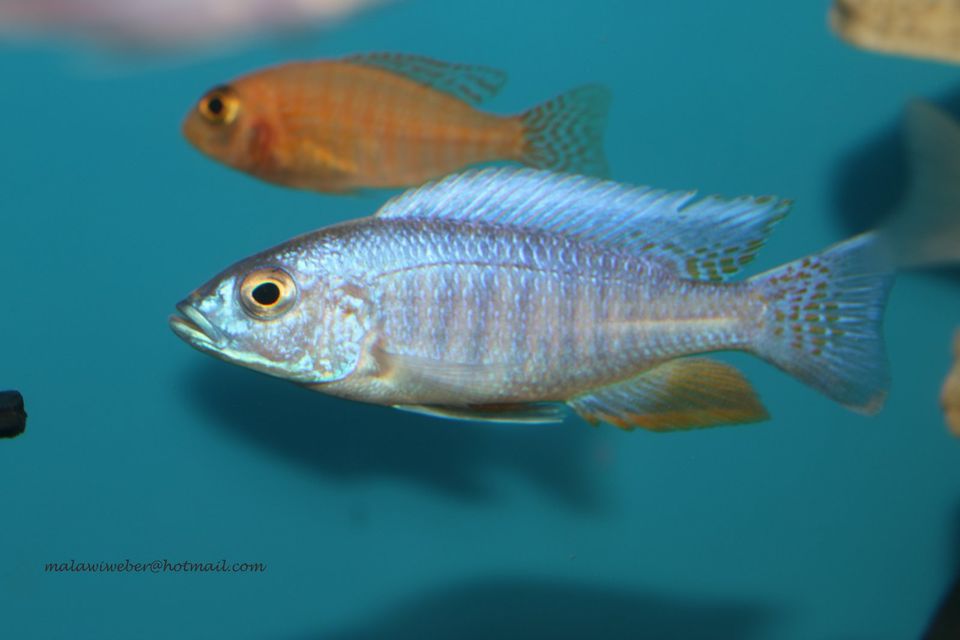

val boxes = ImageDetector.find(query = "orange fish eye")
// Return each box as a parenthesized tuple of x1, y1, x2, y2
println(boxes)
(239, 268, 297, 320)
(198, 85, 240, 125)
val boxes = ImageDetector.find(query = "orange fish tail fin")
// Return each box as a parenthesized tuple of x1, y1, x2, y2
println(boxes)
(749, 232, 894, 414)
(519, 85, 611, 178)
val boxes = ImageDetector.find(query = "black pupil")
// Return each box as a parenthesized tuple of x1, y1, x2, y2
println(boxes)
(252, 282, 281, 306)
(207, 96, 224, 115)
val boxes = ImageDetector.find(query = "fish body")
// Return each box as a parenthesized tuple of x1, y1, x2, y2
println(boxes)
(289, 217, 756, 407)
(182, 54, 610, 192)
(172, 169, 893, 430)
(830, 0, 960, 65)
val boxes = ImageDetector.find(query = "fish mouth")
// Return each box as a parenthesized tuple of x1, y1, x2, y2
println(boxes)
(169, 302, 222, 353)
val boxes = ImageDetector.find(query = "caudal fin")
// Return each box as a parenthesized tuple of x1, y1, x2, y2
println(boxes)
(519, 85, 611, 178)
(750, 232, 894, 414)
(882, 101, 960, 267)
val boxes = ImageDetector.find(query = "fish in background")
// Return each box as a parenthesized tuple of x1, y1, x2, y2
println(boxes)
(942, 331, 960, 437)
(873, 102, 960, 436)
(182, 53, 611, 192)
(879, 101, 960, 268)
(0, 0, 391, 52)
(170, 168, 894, 430)
(829, 0, 960, 66)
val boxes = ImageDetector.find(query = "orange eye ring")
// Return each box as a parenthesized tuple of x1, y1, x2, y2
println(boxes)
(239, 268, 297, 320)
(197, 85, 240, 125)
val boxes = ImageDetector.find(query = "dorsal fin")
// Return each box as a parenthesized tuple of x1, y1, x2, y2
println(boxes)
(341, 52, 507, 105)
(377, 168, 791, 281)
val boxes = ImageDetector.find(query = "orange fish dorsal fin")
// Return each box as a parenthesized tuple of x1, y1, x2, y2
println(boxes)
(341, 52, 507, 105)
(377, 168, 790, 282)
(567, 358, 769, 431)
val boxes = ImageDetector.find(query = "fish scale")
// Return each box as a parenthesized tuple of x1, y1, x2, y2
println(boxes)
(354, 218, 758, 401)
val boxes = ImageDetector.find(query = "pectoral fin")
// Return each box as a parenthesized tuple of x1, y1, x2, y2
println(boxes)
(304, 140, 359, 178)
(394, 403, 564, 424)
(374, 347, 563, 423)
(567, 358, 769, 431)
(372, 346, 512, 398)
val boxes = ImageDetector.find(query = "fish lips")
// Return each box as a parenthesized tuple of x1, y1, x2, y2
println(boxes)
(169, 301, 223, 354)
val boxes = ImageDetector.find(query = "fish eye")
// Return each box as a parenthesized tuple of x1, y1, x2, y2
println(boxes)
(198, 85, 240, 125)
(252, 281, 280, 306)
(239, 268, 297, 320)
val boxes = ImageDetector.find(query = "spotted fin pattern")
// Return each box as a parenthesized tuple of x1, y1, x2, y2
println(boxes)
(342, 52, 507, 105)
(751, 232, 894, 414)
(567, 358, 769, 431)
(377, 167, 790, 281)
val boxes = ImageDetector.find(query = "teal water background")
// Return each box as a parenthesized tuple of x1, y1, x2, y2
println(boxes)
(2, 1, 960, 638)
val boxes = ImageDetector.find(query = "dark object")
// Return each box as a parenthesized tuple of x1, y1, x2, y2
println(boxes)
(0, 391, 27, 438)
(925, 576, 960, 639)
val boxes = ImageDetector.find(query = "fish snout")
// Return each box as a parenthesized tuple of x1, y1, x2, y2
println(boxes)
(169, 299, 223, 351)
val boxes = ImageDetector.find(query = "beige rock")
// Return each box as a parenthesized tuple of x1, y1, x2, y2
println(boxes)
(830, 0, 960, 65)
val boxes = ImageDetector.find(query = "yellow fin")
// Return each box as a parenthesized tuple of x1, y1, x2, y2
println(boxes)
(567, 358, 769, 432)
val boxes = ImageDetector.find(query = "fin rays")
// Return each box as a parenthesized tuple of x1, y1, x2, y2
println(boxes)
(377, 168, 790, 282)
(568, 358, 769, 431)
(342, 52, 507, 105)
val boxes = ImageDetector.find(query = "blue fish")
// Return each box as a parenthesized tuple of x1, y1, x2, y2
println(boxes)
(171, 168, 894, 430)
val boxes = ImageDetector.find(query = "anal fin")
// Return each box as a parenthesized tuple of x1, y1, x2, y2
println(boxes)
(394, 403, 564, 424)
(568, 358, 769, 431)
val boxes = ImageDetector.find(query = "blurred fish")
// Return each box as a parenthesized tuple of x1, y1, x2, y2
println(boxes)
(0, 0, 390, 51)
(182, 53, 611, 192)
(829, 0, 960, 65)
(0, 390, 26, 439)
(171, 168, 893, 430)
(943, 331, 960, 436)
(879, 101, 960, 267)
(863, 102, 960, 437)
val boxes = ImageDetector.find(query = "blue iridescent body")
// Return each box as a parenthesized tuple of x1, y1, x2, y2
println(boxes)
(171, 168, 894, 430)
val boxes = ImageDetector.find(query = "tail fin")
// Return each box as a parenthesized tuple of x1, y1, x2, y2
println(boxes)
(519, 85, 611, 178)
(882, 100, 960, 267)
(750, 232, 894, 414)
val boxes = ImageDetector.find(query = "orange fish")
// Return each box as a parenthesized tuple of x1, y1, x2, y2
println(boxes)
(181, 53, 611, 192)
